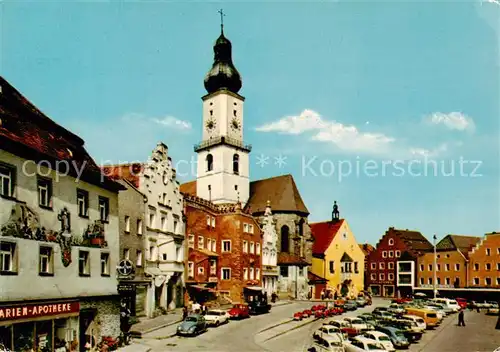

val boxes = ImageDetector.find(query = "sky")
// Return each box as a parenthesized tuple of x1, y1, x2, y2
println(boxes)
(1, 1, 499, 245)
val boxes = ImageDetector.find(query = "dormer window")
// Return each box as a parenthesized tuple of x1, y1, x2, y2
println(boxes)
(233, 154, 239, 174)
(206, 154, 213, 172)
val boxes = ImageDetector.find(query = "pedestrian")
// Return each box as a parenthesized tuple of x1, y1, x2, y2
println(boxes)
(182, 306, 188, 320)
(458, 309, 465, 326)
(320, 290, 325, 300)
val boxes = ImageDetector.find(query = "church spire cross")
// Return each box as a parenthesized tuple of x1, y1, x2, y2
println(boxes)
(218, 9, 225, 34)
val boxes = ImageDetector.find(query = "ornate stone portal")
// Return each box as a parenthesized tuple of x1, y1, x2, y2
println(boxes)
(0, 204, 108, 267)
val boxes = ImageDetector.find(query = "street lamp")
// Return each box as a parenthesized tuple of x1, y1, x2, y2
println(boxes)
(433, 234, 437, 299)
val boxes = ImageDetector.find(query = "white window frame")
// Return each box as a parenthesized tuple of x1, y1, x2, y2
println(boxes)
(388, 273, 394, 281)
(222, 240, 231, 252)
(136, 250, 143, 267)
(149, 213, 155, 228)
(370, 273, 376, 280)
(100, 252, 110, 276)
(395, 250, 401, 257)
(388, 251, 394, 258)
(388, 238, 394, 246)
(125, 216, 130, 232)
(211, 217, 216, 227)
(0, 242, 16, 272)
(455, 263, 460, 271)
(209, 259, 216, 275)
(161, 216, 167, 231)
(38, 177, 51, 208)
(419, 277, 424, 285)
(198, 266, 204, 274)
(256, 243, 261, 255)
(388, 262, 394, 270)
(486, 248, 491, 256)
(77, 189, 88, 217)
(198, 236, 204, 249)
(206, 216, 211, 226)
(211, 239, 216, 252)
(445, 277, 450, 285)
(221, 267, 231, 280)
(243, 267, 248, 280)
(124, 248, 130, 260)
(78, 251, 90, 276)
(0, 164, 14, 198)
(382, 251, 387, 258)
(428, 278, 432, 285)
(137, 219, 143, 235)
(370, 262, 376, 270)
(249, 267, 254, 280)
(379, 273, 385, 281)
(98, 196, 109, 222)
(243, 224, 248, 233)
(188, 261, 194, 277)
(250, 242, 255, 254)
(248, 224, 254, 234)
(445, 264, 450, 271)
(39, 246, 53, 274)
(428, 264, 432, 271)
(256, 268, 260, 280)
(379, 262, 385, 269)
(420, 264, 424, 271)
(243, 240, 248, 253)
(188, 235, 195, 248)
(473, 277, 479, 285)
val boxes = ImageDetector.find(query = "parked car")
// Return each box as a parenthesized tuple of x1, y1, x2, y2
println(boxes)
(357, 315, 378, 328)
(343, 317, 371, 332)
(303, 309, 313, 318)
(486, 306, 500, 315)
(204, 309, 229, 327)
(431, 298, 460, 312)
(362, 330, 395, 351)
(326, 320, 358, 338)
(382, 319, 423, 342)
(313, 326, 345, 341)
(388, 304, 405, 315)
(344, 300, 358, 311)
(249, 300, 271, 315)
(176, 314, 207, 336)
(315, 310, 327, 319)
(344, 336, 386, 352)
(373, 311, 394, 321)
(227, 304, 250, 319)
(400, 315, 426, 331)
(308, 334, 345, 352)
(294, 311, 305, 320)
(375, 326, 410, 349)
(355, 297, 367, 307)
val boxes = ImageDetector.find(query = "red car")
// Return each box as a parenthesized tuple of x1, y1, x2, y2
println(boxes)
(228, 304, 250, 319)
(311, 305, 322, 311)
(456, 298, 468, 309)
(293, 312, 304, 320)
(392, 298, 413, 304)
(314, 310, 326, 319)
(302, 309, 312, 317)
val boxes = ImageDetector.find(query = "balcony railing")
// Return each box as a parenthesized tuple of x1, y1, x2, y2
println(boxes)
(194, 136, 252, 152)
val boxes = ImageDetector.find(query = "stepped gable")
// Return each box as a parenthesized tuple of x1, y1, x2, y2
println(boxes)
(0, 76, 122, 191)
(246, 174, 309, 215)
(310, 219, 344, 256)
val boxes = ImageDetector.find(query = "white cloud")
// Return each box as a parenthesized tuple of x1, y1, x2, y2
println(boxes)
(410, 143, 448, 158)
(151, 116, 192, 130)
(255, 109, 396, 155)
(425, 112, 475, 132)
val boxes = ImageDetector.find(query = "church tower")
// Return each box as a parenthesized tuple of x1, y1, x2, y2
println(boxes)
(195, 13, 250, 206)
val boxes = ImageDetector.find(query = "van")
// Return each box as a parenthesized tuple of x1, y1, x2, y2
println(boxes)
(432, 298, 460, 312)
(404, 308, 439, 329)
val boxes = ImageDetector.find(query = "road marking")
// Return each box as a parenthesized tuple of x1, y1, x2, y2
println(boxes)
(262, 318, 319, 342)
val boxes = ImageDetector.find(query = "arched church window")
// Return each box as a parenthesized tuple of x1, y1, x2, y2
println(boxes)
(281, 225, 290, 253)
(206, 154, 213, 172)
(299, 218, 305, 237)
(233, 154, 239, 175)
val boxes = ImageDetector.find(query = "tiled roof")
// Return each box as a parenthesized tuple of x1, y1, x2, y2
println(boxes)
(359, 243, 375, 256)
(310, 219, 344, 255)
(180, 174, 309, 216)
(308, 271, 327, 283)
(101, 163, 144, 189)
(180, 180, 197, 196)
(388, 227, 433, 253)
(196, 248, 219, 257)
(277, 252, 310, 266)
(450, 235, 481, 253)
(246, 174, 309, 215)
(0, 76, 122, 192)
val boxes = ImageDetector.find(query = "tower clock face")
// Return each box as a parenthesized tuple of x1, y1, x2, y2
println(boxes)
(206, 118, 216, 131)
(231, 118, 241, 131)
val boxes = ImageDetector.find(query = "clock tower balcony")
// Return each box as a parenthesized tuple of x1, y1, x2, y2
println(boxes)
(194, 136, 252, 153)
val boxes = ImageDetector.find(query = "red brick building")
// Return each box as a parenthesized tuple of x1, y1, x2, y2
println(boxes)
(366, 227, 432, 297)
(359, 243, 375, 290)
(181, 193, 262, 303)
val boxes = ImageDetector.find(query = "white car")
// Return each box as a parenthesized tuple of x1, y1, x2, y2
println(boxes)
(307, 334, 345, 352)
(362, 331, 395, 352)
(204, 309, 229, 326)
(344, 336, 386, 352)
(388, 304, 405, 315)
(400, 315, 426, 330)
(343, 317, 370, 332)
(313, 326, 345, 341)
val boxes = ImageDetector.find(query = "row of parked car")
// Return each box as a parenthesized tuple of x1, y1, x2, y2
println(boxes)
(307, 297, 466, 351)
(176, 302, 271, 336)
(294, 296, 372, 321)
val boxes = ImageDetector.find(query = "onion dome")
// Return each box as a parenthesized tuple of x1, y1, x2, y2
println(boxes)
(204, 29, 242, 94)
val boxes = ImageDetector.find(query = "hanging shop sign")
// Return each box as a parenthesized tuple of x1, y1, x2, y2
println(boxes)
(0, 301, 80, 322)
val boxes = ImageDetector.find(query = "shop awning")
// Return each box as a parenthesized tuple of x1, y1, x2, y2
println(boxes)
(144, 267, 162, 276)
(245, 286, 264, 291)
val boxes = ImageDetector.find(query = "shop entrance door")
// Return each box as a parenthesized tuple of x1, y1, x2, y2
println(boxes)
(79, 309, 96, 352)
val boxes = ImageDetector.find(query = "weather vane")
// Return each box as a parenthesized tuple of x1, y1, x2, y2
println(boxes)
(218, 9, 225, 33)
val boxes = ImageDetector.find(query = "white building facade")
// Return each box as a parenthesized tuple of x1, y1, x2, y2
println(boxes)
(261, 201, 279, 297)
(139, 143, 185, 314)
(0, 76, 123, 351)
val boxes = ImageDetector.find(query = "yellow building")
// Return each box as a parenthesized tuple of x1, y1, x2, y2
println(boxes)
(310, 216, 365, 298)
